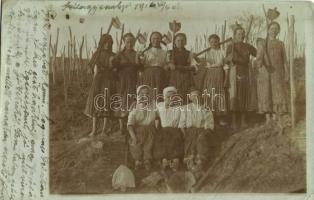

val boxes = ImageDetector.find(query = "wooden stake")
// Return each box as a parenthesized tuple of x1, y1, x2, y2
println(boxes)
(79, 36, 85, 87)
(68, 40, 71, 82)
(245, 15, 254, 43)
(222, 20, 227, 50)
(52, 28, 59, 85)
(62, 45, 68, 106)
(119, 24, 125, 52)
(289, 15, 296, 128)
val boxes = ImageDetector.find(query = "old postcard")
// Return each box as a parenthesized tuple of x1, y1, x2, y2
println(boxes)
(0, 0, 313, 200)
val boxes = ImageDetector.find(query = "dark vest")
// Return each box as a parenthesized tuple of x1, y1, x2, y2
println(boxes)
(169, 49, 190, 66)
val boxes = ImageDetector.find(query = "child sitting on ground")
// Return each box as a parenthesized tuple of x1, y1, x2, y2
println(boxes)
(153, 86, 184, 172)
(179, 87, 214, 173)
(127, 85, 157, 170)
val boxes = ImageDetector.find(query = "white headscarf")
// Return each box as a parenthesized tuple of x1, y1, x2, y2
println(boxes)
(136, 85, 151, 96)
(163, 86, 177, 97)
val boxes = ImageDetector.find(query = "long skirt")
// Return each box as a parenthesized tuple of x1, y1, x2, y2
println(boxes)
(138, 66, 167, 98)
(229, 65, 250, 112)
(269, 65, 288, 114)
(256, 65, 272, 113)
(202, 67, 227, 113)
(169, 70, 195, 105)
(116, 67, 137, 118)
(184, 128, 210, 162)
(84, 72, 116, 118)
(129, 125, 155, 161)
(248, 62, 258, 111)
(153, 127, 184, 161)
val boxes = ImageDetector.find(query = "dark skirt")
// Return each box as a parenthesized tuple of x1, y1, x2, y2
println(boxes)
(169, 70, 194, 105)
(84, 72, 116, 118)
(129, 125, 155, 161)
(184, 128, 210, 162)
(116, 67, 137, 118)
(153, 127, 184, 160)
(202, 67, 227, 113)
(138, 67, 167, 96)
(229, 65, 250, 112)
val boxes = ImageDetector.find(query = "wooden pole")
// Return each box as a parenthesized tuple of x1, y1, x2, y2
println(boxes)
(119, 24, 125, 52)
(52, 28, 59, 85)
(68, 40, 71, 83)
(62, 46, 68, 106)
(79, 36, 85, 87)
(106, 19, 113, 34)
(245, 15, 254, 43)
(69, 26, 73, 83)
(222, 20, 226, 50)
(289, 15, 296, 128)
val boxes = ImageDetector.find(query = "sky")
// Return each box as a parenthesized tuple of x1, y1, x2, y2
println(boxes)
(48, 0, 312, 58)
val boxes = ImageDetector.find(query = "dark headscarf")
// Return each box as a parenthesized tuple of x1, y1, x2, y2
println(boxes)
(88, 34, 113, 71)
(173, 33, 187, 49)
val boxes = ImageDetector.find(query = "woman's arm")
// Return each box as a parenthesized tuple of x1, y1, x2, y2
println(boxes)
(249, 44, 257, 57)
(127, 125, 137, 145)
(127, 110, 137, 144)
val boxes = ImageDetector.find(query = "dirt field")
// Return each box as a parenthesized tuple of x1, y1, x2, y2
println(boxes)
(49, 58, 306, 194)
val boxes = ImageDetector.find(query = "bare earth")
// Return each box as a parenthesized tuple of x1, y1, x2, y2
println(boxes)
(49, 58, 306, 194)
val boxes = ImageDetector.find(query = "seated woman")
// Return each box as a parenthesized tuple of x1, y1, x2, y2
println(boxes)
(127, 85, 157, 170)
(153, 86, 184, 172)
(179, 87, 214, 172)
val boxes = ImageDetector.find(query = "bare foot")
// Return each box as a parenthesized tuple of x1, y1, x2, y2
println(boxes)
(231, 123, 238, 131)
(144, 160, 151, 171)
(101, 128, 110, 136)
(171, 159, 179, 171)
(88, 130, 96, 137)
(241, 120, 248, 129)
(162, 158, 168, 170)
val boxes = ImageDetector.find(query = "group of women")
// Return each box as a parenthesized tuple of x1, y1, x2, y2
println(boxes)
(83, 21, 289, 172)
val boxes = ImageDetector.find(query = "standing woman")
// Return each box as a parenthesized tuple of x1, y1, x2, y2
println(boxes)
(84, 34, 117, 136)
(138, 32, 168, 97)
(226, 26, 257, 130)
(202, 34, 229, 117)
(167, 33, 196, 104)
(255, 22, 289, 126)
(114, 33, 140, 134)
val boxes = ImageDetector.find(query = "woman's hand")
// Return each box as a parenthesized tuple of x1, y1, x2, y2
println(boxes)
(206, 62, 213, 69)
(136, 51, 144, 61)
(225, 54, 233, 63)
(130, 133, 137, 146)
(169, 63, 176, 70)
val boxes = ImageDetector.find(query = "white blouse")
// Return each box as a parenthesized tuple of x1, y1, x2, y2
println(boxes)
(156, 102, 181, 128)
(205, 48, 229, 70)
(143, 47, 167, 67)
(178, 103, 214, 130)
(127, 104, 157, 126)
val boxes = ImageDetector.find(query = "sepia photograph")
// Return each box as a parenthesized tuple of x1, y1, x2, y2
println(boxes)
(47, 0, 308, 194)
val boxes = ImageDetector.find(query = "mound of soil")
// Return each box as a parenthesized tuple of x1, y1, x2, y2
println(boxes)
(199, 119, 306, 193)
